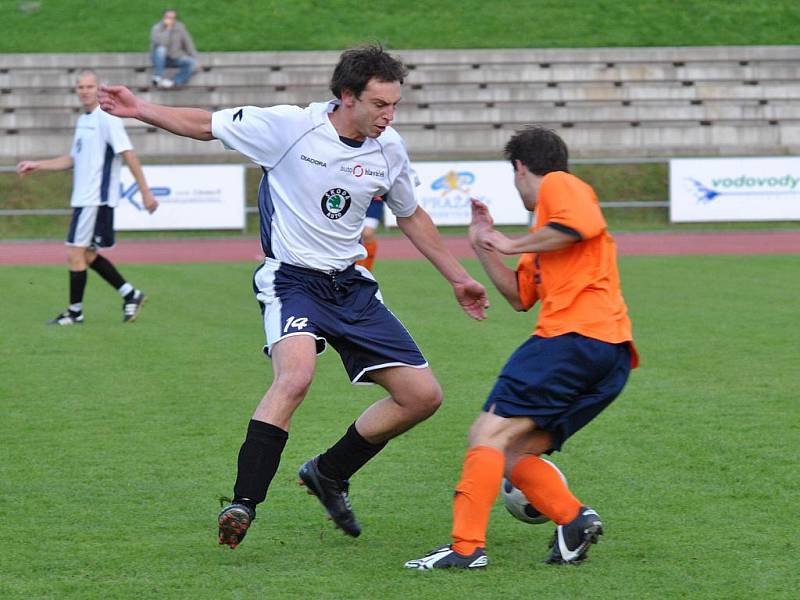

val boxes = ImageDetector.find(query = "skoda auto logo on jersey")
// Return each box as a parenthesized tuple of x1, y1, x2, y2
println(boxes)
(321, 188, 352, 219)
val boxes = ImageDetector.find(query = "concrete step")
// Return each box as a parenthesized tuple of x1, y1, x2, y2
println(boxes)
(1, 46, 798, 70)
(393, 102, 800, 126)
(3, 121, 798, 161)
(5, 101, 800, 131)
(3, 62, 798, 90)
(403, 122, 798, 159)
(3, 81, 800, 111)
(0, 121, 800, 158)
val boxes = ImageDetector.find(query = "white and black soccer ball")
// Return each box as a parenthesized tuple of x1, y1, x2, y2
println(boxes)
(501, 458, 567, 524)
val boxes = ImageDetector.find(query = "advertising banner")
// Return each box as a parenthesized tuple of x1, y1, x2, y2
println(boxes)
(385, 161, 529, 227)
(670, 157, 800, 222)
(116, 164, 245, 230)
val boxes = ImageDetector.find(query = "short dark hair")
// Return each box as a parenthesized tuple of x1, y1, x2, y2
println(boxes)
(504, 126, 569, 175)
(330, 44, 408, 100)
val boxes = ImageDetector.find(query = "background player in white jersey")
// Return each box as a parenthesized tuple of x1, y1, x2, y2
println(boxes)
(98, 45, 489, 548)
(16, 69, 158, 325)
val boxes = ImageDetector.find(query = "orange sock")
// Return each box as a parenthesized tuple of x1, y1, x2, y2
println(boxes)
(356, 240, 377, 271)
(451, 446, 504, 556)
(510, 455, 582, 525)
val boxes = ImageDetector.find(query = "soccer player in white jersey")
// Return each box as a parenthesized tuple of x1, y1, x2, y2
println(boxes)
(98, 45, 489, 549)
(16, 69, 158, 325)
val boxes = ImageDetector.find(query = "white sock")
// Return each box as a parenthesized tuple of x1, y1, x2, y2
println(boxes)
(69, 303, 82, 313)
(118, 283, 134, 298)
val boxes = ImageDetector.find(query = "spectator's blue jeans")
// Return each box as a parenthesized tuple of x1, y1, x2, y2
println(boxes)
(152, 46, 197, 85)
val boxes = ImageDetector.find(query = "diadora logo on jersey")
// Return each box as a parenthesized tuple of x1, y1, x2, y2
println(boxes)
(301, 154, 327, 168)
(283, 316, 309, 333)
(321, 188, 352, 220)
(340, 164, 385, 178)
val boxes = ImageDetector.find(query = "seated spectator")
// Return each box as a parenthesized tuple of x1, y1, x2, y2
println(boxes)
(150, 9, 198, 89)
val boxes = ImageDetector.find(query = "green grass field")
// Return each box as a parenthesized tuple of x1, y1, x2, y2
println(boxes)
(3, 0, 800, 52)
(2, 256, 798, 599)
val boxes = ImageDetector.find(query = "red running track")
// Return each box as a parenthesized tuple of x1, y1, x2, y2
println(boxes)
(1, 230, 800, 266)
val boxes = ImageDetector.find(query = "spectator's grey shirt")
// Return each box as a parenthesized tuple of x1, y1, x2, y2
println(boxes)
(150, 21, 197, 59)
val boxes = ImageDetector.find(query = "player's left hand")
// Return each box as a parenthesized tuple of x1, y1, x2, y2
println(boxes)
(468, 198, 494, 247)
(453, 278, 489, 321)
(141, 189, 159, 214)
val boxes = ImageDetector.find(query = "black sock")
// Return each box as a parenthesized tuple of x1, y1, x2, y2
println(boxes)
(89, 254, 127, 290)
(233, 420, 289, 507)
(69, 270, 87, 307)
(317, 422, 387, 481)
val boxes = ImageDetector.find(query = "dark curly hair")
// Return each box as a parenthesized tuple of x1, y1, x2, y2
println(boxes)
(504, 126, 569, 175)
(330, 44, 408, 100)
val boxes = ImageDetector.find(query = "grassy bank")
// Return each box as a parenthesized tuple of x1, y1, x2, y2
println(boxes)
(2, 0, 800, 53)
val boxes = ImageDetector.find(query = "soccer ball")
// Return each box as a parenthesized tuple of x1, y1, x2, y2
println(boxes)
(501, 458, 567, 524)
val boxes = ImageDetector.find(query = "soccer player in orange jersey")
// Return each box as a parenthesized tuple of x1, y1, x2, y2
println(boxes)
(405, 126, 638, 570)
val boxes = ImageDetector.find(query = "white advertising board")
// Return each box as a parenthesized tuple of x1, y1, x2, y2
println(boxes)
(116, 164, 245, 230)
(670, 157, 800, 222)
(384, 161, 529, 227)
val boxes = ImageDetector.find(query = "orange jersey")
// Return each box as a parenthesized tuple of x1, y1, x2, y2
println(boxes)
(516, 171, 638, 367)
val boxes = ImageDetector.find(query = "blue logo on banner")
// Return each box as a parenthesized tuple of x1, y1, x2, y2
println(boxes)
(688, 177, 800, 205)
(688, 179, 721, 204)
(431, 171, 475, 194)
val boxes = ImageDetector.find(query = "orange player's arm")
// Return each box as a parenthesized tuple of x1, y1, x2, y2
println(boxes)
(478, 225, 578, 255)
(469, 199, 525, 310)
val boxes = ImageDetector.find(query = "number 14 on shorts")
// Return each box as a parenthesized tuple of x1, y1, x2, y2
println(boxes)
(284, 316, 309, 332)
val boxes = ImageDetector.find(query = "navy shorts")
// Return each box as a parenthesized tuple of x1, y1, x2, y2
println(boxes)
(252, 258, 427, 384)
(366, 198, 384, 220)
(484, 333, 632, 452)
(66, 205, 115, 248)
(363, 198, 384, 230)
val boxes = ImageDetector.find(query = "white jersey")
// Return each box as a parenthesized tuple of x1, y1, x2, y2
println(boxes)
(69, 106, 133, 207)
(211, 100, 419, 271)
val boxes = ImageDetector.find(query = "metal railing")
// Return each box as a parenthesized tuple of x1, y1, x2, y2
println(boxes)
(0, 159, 671, 216)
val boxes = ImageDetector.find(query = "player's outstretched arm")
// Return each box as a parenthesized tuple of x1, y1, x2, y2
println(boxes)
(98, 84, 213, 141)
(469, 199, 525, 310)
(396, 205, 489, 321)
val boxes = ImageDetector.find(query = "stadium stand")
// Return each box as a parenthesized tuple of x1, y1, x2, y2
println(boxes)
(2, 46, 800, 161)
